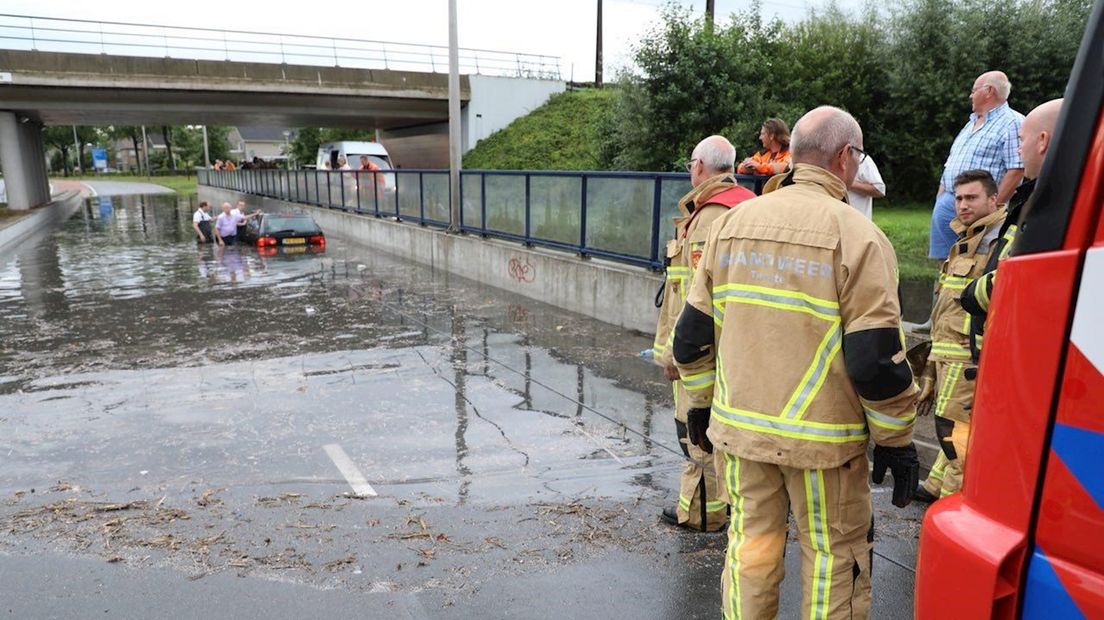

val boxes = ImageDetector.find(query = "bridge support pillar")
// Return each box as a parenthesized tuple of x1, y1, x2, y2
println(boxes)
(0, 111, 50, 210)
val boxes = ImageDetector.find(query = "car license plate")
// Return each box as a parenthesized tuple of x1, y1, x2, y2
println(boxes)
(283, 237, 305, 245)
(283, 246, 306, 254)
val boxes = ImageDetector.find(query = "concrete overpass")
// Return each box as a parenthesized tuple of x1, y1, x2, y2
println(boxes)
(0, 49, 470, 129)
(0, 27, 563, 209)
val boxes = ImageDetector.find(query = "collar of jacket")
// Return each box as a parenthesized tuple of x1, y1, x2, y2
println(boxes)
(678, 173, 736, 217)
(950, 206, 1007, 250)
(1009, 177, 1037, 216)
(784, 163, 849, 202)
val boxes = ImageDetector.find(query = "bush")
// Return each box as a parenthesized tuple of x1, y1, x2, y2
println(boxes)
(601, 0, 1092, 200)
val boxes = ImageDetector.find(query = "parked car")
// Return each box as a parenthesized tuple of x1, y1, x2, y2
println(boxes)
(914, 1, 1104, 617)
(240, 213, 326, 254)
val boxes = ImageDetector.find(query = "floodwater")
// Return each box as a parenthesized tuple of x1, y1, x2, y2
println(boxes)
(0, 192, 925, 618)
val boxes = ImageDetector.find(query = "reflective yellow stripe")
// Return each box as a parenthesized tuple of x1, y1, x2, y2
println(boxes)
(713, 284, 840, 322)
(682, 370, 716, 392)
(998, 225, 1018, 260)
(667, 266, 691, 277)
(782, 324, 842, 420)
(929, 452, 948, 481)
(932, 341, 971, 359)
(939, 274, 971, 290)
(724, 453, 745, 620)
(935, 363, 965, 418)
(707, 500, 727, 512)
(864, 406, 915, 431)
(712, 401, 869, 444)
(716, 350, 729, 404)
(805, 470, 832, 620)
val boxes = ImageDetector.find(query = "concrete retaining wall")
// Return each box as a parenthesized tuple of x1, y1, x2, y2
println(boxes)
(199, 185, 662, 333)
(0, 190, 84, 257)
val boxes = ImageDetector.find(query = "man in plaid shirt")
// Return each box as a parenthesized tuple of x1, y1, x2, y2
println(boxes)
(930, 71, 1024, 259)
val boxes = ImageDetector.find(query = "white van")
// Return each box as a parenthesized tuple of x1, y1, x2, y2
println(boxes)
(315, 141, 392, 171)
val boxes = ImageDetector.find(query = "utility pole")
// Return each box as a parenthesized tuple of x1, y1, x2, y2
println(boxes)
(72, 125, 81, 174)
(447, 0, 462, 233)
(705, 0, 716, 33)
(201, 125, 211, 168)
(595, 0, 603, 87)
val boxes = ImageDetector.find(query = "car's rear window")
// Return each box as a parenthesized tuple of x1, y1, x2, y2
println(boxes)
(263, 216, 320, 234)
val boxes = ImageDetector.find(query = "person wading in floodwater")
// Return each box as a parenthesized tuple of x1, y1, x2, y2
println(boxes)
(192, 200, 215, 244)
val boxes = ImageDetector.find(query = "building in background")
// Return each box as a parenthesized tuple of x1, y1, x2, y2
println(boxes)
(229, 127, 295, 164)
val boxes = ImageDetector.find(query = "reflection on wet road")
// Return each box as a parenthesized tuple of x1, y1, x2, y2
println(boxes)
(0, 193, 921, 618)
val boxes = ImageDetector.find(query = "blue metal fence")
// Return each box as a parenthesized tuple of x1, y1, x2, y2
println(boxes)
(198, 168, 769, 270)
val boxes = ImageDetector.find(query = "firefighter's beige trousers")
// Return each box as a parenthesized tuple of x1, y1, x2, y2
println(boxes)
(676, 419, 728, 531)
(716, 450, 873, 620)
(921, 361, 975, 497)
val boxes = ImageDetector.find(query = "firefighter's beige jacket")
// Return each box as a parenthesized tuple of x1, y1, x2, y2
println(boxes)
(929, 207, 1007, 364)
(674, 164, 918, 469)
(653, 175, 749, 423)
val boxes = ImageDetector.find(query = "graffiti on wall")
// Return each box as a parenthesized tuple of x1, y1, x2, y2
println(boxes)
(508, 257, 536, 283)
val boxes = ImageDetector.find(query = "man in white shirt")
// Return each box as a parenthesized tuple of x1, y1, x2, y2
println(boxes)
(192, 200, 215, 243)
(847, 155, 886, 219)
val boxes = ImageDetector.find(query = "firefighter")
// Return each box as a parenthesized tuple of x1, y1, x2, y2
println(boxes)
(914, 170, 1007, 501)
(654, 135, 756, 531)
(960, 99, 1063, 363)
(673, 106, 919, 619)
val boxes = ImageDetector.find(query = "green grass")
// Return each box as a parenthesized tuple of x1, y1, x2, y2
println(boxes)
(59, 174, 198, 195)
(874, 201, 937, 280)
(463, 88, 616, 170)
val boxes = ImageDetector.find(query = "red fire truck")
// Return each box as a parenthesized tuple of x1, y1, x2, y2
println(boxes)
(915, 1, 1104, 617)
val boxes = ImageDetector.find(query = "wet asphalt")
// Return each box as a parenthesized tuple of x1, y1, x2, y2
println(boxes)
(0, 188, 926, 618)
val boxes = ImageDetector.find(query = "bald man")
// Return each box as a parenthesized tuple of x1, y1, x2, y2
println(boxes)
(653, 135, 754, 532)
(959, 98, 1063, 364)
(930, 71, 1025, 260)
(673, 108, 919, 619)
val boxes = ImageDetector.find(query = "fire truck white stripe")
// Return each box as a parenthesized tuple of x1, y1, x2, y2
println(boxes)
(1070, 248, 1104, 373)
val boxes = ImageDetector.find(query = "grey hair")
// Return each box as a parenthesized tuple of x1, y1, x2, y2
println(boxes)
(988, 75, 1012, 100)
(790, 106, 862, 168)
(695, 135, 736, 174)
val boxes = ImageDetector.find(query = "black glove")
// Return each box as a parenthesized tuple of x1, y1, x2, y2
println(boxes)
(872, 443, 919, 508)
(686, 407, 713, 454)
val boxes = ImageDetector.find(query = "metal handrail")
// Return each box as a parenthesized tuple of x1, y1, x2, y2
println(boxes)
(197, 168, 770, 270)
(0, 13, 561, 79)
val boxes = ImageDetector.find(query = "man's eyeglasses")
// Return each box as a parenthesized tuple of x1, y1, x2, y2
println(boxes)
(685, 158, 698, 172)
(849, 145, 868, 164)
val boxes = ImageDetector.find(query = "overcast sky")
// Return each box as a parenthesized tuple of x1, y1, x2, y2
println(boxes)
(1, 0, 870, 80)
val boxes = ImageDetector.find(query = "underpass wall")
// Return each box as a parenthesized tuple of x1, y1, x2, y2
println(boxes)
(199, 185, 662, 334)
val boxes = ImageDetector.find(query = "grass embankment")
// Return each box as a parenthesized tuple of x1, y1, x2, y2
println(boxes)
(61, 174, 199, 195)
(874, 202, 934, 281)
(463, 88, 616, 170)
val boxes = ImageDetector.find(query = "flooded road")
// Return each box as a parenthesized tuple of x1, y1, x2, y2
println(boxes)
(0, 191, 924, 618)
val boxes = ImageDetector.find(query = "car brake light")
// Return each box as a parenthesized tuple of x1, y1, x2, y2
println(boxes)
(309, 235, 326, 246)
(258, 236, 276, 247)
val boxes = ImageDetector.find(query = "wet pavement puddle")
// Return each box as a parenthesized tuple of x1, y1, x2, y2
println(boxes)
(0, 192, 922, 618)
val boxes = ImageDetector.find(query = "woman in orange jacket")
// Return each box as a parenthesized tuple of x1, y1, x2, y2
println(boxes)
(739, 118, 791, 175)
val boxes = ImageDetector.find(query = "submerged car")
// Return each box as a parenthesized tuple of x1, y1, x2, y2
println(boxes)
(241, 213, 326, 252)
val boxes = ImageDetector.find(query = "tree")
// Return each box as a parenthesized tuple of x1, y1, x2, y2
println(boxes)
(161, 126, 177, 172)
(105, 126, 144, 173)
(42, 126, 99, 176)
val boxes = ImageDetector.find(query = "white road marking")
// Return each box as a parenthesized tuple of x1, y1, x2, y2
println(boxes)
(323, 443, 378, 497)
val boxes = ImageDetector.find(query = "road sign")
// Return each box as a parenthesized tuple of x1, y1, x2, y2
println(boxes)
(92, 148, 108, 171)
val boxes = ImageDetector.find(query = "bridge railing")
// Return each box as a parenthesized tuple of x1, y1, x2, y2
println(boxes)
(0, 14, 561, 79)
(198, 168, 770, 270)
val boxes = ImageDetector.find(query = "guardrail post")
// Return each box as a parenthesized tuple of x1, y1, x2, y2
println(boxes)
(480, 173, 487, 237)
(394, 172, 401, 219)
(579, 176, 588, 257)
(418, 172, 426, 224)
(649, 177, 663, 270)
(355, 171, 361, 213)
(340, 171, 346, 210)
(524, 173, 531, 246)
(373, 172, 380, 217)
(29, 17, 37, 51)
(332, 38, 339, 67)
(326, 170, 333, 207)
(458, 172, 464, 230)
